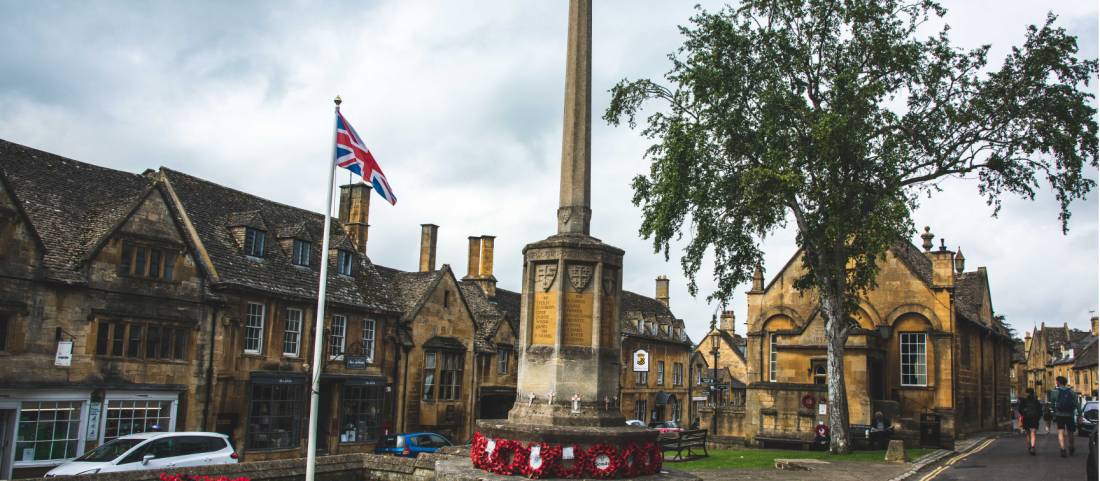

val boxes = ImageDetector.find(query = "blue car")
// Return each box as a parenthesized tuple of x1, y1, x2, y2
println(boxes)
(374, 432, 452, 457)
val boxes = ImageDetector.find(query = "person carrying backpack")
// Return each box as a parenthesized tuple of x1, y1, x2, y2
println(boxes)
(1018, 388, 1042, 455)
(1048, 375, 1079, 457)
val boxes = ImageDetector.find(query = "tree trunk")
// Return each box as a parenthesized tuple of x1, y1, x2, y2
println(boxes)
(821, 292, 851, 454)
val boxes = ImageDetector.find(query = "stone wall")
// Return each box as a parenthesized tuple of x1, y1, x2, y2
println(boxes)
(36, 452, 449, 481)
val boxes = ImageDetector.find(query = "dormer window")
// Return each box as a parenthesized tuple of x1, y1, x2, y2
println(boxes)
(120, 242, 176, 281)
(336, 249, 354, 276)
(244, 228, 266, 258)
(292, 239, 311, 266)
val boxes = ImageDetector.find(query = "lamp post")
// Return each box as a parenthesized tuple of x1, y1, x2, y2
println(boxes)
(709, 315, 720, 435)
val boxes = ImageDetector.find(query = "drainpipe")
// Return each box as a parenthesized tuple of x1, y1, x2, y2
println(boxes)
(201, 276, 217, 430)
(390, 326, 401, 435)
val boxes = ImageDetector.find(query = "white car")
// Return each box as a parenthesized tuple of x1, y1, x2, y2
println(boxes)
(44, 432, 237, 477)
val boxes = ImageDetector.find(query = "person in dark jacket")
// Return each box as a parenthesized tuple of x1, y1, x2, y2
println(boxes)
(1018, 388, 1042, 455)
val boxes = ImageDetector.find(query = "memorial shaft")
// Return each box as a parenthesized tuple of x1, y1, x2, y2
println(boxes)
(557, 0, 592, 235)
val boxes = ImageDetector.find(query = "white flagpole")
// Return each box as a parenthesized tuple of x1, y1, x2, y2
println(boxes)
(306, 95, 342, 481)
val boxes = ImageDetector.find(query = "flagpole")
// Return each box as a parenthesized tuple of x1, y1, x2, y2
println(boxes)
(306, 95, 341, 481)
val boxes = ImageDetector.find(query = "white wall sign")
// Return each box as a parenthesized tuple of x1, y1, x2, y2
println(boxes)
(86, 402, 102, 440)
(632, 349, 649, 372)
(54, 340, 73, 367)
(818, 402, 827, 415)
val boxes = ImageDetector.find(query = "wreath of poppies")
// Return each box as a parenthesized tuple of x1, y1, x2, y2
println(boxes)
(470, 432, 658, 479)
(522, 442, 562, 479)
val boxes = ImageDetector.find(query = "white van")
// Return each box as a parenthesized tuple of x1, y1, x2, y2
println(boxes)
(44, 432, 237, 477)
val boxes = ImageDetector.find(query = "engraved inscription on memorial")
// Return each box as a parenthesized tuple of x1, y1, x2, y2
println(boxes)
(532, 292, 558, 345)
(563, 292, 594, 346)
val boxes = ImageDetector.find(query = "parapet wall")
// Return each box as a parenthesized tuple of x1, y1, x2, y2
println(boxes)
(38, 451, 451, 481)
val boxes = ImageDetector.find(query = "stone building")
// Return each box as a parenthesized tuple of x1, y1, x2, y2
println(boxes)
(1024, 320, 1095, 396)
(0, 141, 215, 478)
(378, 231, 520, 443)
(618, 277, 694, 426)
(156, 171, 403, 462)
(1073, 337, 1098, 398)
(741, 228, 1015, 447)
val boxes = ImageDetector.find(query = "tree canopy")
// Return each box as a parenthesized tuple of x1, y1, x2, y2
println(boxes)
(605, 0, 1096, 452)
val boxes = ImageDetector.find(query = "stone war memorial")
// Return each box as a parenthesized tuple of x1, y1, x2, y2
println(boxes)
(437, 1, 693, 480)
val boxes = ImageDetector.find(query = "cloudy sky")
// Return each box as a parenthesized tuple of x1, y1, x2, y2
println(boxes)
(1, 1, 1096, 342)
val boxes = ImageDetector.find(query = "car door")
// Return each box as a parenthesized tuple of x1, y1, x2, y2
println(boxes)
(429, 434, 451, 451)
(173, 436, 212, 468)
(117, 437, 178, 471)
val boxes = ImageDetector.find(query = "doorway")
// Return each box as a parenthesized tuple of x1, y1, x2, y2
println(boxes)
(317, 383, 334, 452)
(868, 357, 885, 401)
(0, 409, 14, 481)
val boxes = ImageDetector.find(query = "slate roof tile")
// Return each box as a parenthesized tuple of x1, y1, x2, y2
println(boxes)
(0, 139, 150, 283)
(161, 168, 399, 312)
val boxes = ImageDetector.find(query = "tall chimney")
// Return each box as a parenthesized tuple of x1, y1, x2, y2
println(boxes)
(1091, 316, 1098, 336)
(338, 184, 371, 255)
(466, 236, 481, 278)
(751, 264, 765, 292)
(655, 275, 670, 307)
(479, 236, 495, 277)
(479, 236, 499, 297)
(419, 224, 438, 272)
(720, 310, 736, 333)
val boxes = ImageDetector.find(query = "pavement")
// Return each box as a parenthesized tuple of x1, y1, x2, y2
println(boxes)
(911, 430, 1090, 481)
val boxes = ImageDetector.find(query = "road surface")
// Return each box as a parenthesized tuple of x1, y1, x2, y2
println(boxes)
(922, 431, 1091, 481)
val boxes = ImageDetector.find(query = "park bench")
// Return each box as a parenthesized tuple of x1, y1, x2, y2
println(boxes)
(660, 429, 709, 461)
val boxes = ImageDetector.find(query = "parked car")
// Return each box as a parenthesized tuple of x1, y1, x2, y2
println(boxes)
(1078, 400, 1098, 437)
(44, 432, 237, 477)
(648, 421, 683, 434)
(625, 419, 647, 428)
(374, 432, 452, 458)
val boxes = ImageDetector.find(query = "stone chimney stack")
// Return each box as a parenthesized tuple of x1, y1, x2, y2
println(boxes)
(720, 310, 736, 333)
(1024, 331, 1032, 355)
(464, 235, 498, 298)
(1091, 316, 1098, 336)
(418, 224, 438, 272)
(655, 275, 670, 307)
(466, 236, 481, 278)
(928, 235, 956, 287)
(338, 184, 371, 256)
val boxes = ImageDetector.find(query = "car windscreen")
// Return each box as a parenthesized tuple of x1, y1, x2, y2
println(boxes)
(75, 438, 144, 462)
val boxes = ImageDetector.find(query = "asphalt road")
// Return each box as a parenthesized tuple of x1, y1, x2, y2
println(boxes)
(923, 431, 1092, 481)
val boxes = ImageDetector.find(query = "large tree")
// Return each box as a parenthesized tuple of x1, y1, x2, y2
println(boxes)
(604, 0, 1096, 453)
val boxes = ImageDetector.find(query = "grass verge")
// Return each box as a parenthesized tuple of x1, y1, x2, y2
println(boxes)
(671, 447, 937, 470)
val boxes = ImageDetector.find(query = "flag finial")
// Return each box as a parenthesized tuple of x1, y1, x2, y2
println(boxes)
(334, 95, 342, 106)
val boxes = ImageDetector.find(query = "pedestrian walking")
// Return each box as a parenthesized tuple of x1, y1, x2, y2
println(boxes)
(1048, 375, 1079, 457)
(1018, 388, 1042, 455)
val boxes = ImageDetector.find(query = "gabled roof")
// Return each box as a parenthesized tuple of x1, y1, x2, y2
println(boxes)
(763, 242, 933, 294)
(160, 168, 398, 312)
(1074, 339, 1098, 369)
(620, 290, 693, 346)
(0, 139, 151, 283)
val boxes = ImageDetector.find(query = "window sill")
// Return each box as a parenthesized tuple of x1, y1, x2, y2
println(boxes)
(246, 446, 301, 453)
(95, 356, 190, 365)
(283, 354, 301, 359)
(242, 352, 265, 359)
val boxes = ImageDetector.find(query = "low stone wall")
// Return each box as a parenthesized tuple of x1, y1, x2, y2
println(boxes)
(696, 406, 747, 439)
(37, 452, 450, 481)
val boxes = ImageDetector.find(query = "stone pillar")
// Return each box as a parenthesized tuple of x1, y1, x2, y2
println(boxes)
(556, 0, 592, 236)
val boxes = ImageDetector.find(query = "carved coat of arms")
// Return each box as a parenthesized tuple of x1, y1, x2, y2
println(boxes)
(568, 265, 593, 292)
(535, 264, 558, 292)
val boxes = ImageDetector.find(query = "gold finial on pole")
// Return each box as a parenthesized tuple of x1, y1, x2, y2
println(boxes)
(334, 95, 342, 106)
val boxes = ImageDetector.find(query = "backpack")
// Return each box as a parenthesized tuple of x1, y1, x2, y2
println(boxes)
(1055, 387, 1075, 414)
(1023, 398, 1042, 419)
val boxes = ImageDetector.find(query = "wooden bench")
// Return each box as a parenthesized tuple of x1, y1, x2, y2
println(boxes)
(660, 429, 709, 461)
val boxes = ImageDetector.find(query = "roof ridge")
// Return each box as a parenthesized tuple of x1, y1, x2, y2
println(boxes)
(161, 167, 339, 222)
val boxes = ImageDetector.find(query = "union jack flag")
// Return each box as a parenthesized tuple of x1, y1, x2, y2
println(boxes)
(335, 111, 397, 205)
